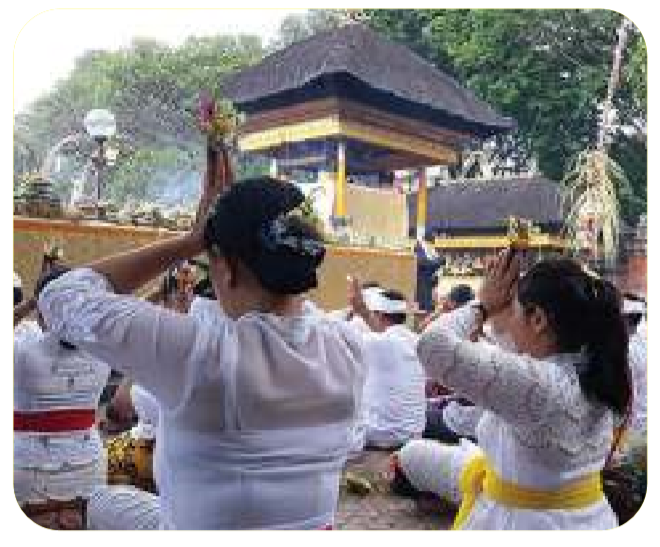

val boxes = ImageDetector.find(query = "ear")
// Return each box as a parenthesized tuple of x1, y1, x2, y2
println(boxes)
(527, 306, 550, 335)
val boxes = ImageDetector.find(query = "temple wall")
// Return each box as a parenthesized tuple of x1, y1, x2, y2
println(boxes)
(345, 185, 408, 243)
(14, 217, 416, 310)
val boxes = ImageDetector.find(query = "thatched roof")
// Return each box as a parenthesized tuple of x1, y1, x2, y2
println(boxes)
(407, 177, 563, 234)
(223, 25, 515, 137)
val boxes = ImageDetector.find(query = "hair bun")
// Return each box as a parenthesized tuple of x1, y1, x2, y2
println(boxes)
(204, 177, 326, 295)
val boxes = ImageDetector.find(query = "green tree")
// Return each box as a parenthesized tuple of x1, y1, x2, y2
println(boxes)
(14, 34, 265, 206)
(363, 9, 646, 218)
(269, 9, 346, 50)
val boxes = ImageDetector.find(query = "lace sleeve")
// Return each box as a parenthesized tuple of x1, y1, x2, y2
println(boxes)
(421, 303, 479, 341)
(417, 325, 573, 427)
(37, 268, 223, 411)
(442, 401, 484, 438)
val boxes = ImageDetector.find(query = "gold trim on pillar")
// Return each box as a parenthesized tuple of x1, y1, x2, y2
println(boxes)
(238, 117, 458, 165)
(335, 141, 347, 219)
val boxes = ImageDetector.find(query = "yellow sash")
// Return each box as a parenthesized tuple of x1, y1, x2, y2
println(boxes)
(453, 455, 604, 530)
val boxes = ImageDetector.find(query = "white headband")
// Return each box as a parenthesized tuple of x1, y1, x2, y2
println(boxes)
(365, 289, 408, 314)
(623, 299, 646, 315)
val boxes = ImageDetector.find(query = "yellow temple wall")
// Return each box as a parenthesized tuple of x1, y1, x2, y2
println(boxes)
(345, 185, 408, 243)
(14, 217, 416, 311)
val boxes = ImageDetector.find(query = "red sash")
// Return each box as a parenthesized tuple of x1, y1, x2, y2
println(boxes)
(14, 409, 96, 433)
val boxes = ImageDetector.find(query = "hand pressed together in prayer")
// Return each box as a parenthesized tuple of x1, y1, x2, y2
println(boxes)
(347, 275, 368, 317)
(477, 248, 521, 318)
(77, 141, 234, 295)
(193, 144, 234, 245)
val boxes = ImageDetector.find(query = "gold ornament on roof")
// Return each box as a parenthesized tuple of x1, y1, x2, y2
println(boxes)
(507, 216, 534, 249)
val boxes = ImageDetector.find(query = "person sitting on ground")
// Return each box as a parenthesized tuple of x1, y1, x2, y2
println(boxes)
(38, 147, 366, 529)
(395, 253, 630, 529)
(349, 283, 426, 451)
(419, 283, 475, 333)
(422, 284, 478, 445)
(327, 281, 381, 325)
(14, 265, 111, 529)
(14, 272, 42, 341)
(14, 272, 23, 306)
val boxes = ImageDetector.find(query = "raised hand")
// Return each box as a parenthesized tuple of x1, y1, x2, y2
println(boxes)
(478, 248, 521, 317)
(347, 275, 366, 315)
(194, 142, 233, 240)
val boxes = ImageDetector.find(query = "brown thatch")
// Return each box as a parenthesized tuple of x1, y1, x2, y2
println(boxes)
(407, 177, 563, 234)
(223, 25, 515, 137)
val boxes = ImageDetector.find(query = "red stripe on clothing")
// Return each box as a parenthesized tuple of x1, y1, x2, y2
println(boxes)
(14, 409, 96, 432)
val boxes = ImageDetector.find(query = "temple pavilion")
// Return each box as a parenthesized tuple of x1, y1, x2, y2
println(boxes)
(407, 176, 567, 276)
(223, 24, 514, 234)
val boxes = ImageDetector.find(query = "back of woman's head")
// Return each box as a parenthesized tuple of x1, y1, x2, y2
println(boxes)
(203, 177, 325, 296)
(517, 259, 630, 416)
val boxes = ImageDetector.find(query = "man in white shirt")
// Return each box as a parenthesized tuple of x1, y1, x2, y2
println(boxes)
(350, 285, 426, 450)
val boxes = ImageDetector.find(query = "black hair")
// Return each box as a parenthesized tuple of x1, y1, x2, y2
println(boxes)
(203, 177, 325, 296)
(379, 288, 408, 325)
(517, 259, 631, 417)
(34, 265, 77, 351)
(623, 292, 646, 303)
(162, 265, 178, 301)
(362, 281, 381, 290)
(14, 287, 23, 306)
(448, 284, 475, 307)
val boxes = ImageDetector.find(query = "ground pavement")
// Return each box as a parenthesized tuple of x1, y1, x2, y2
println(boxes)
(335, 450, 454, 530)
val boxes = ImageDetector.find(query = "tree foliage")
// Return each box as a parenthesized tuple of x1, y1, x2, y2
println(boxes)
(269, 9, 347, 51)
(14, 34, 265, 206)
(363, 9, 646, 221)
(14, 9, 646, 221)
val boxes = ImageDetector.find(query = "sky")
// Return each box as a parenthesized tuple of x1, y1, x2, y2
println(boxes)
(13, 8, 309, 114)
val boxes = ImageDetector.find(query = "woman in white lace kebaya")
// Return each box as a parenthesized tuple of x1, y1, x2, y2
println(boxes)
(37, 158, 366, 529)
(398, 252, 630, 529)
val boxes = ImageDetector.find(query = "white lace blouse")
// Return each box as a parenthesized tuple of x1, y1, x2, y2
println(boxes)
(38, 269, 366, 529)
(417, 304, 618, 529)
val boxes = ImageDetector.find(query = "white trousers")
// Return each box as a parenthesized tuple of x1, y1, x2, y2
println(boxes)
(87, 485, 161, 530)
(396, 438, 480, 504)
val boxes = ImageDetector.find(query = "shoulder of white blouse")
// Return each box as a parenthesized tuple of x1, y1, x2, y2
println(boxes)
(423, 302, 479, 340)
(58, 267, 114, 291)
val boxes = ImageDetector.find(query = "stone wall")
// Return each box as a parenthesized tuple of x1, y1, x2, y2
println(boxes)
(14, 217, 416, 310)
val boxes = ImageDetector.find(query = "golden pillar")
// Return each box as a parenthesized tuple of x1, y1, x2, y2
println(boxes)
(416, 168, 428, 240)
(334, 141, 347, 219)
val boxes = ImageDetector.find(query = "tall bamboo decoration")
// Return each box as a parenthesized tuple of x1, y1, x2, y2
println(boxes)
(561, 16, 633, 267)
